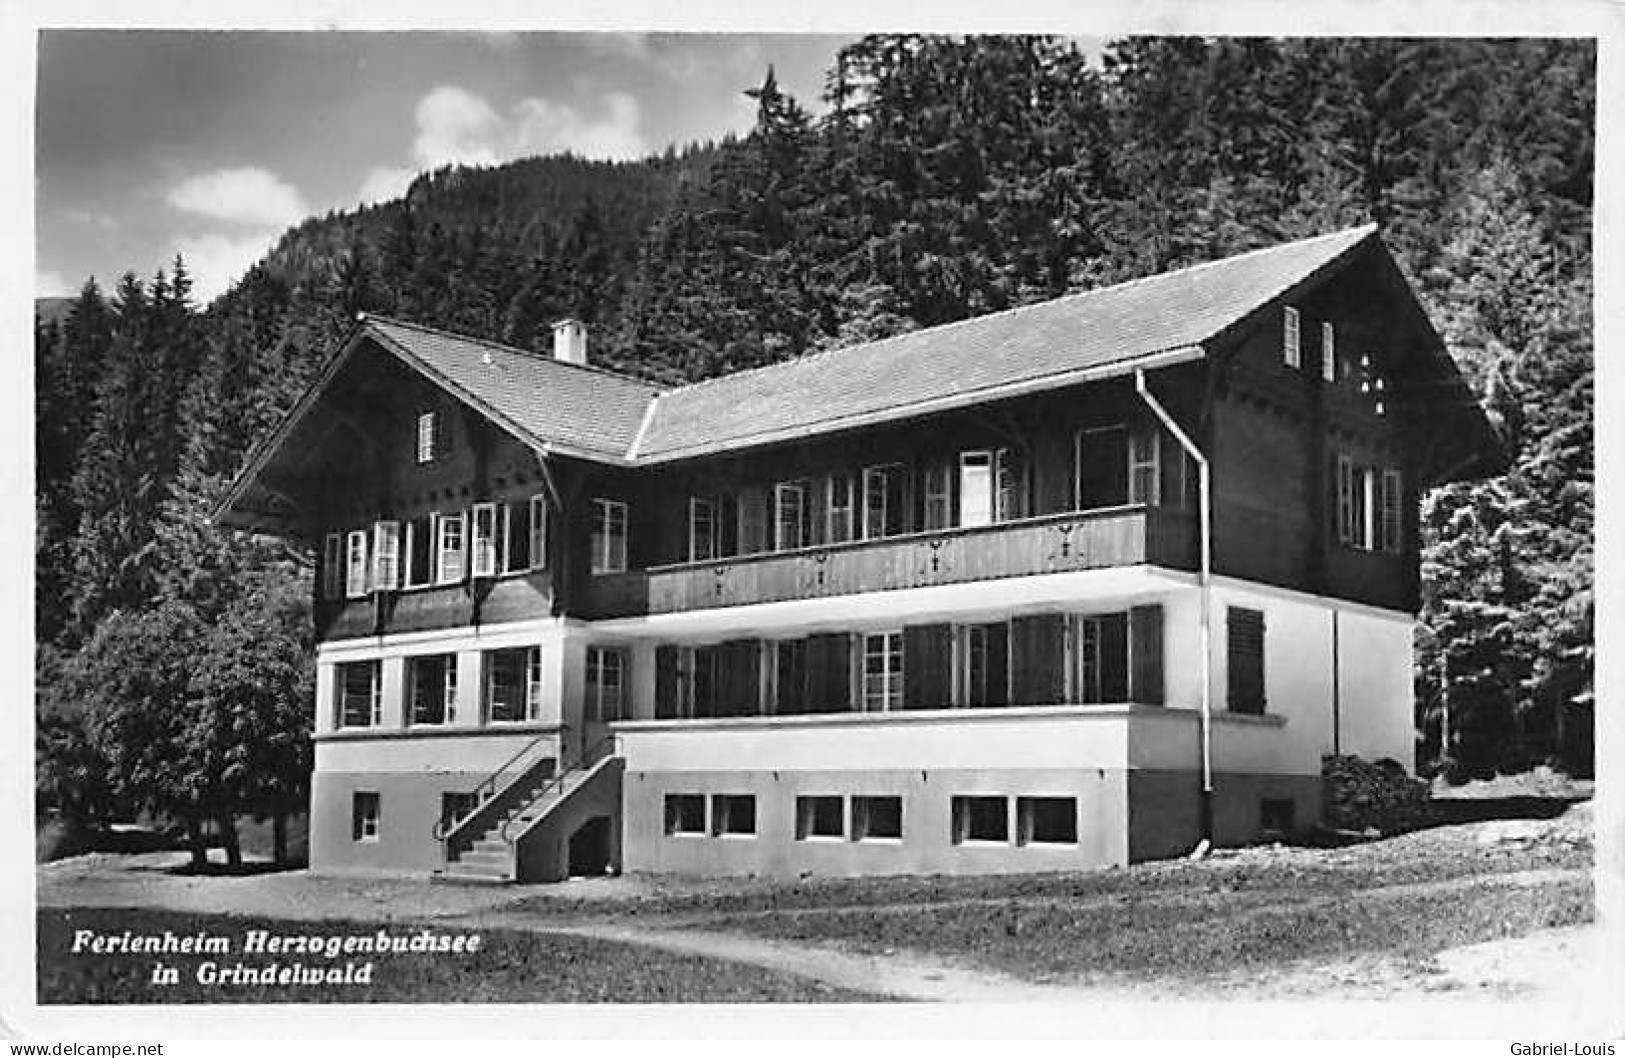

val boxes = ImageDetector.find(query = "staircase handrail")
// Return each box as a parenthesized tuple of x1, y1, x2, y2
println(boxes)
(432, 727, 559, 842)
(497, 731, 622, 846)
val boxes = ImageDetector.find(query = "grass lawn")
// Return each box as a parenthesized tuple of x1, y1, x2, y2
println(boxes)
(37, 907, 882, 1004)
(701, 870, 1592, 988)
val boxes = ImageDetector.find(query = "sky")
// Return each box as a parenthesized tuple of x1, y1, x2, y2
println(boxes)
(35, 31, 853, 302)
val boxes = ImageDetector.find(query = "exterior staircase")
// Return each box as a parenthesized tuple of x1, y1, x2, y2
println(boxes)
(434, 735, 623, 884)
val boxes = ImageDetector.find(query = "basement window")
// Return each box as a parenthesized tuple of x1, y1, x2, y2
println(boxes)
(1017, 797, 1078, 845)
(352, 792, 381, 842)
(710, 795, 756, 837)
(852, 796, 903, 841)
(952, 796, 1009, 845)
(664, 794, 706, 836)
(796, 796, 845, 840)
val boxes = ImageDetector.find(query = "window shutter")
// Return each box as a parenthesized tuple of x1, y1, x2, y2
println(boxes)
(903, 623, 953, 709)
(738, 486, 768, 555)
(986, 621, 1010, 706)
(655, 645, 678, 719)
(1226, 607, 1266, 714)
(1010, 614, 1067, 704)
(1283, 306, 1301, 367)
(322, 533, 342, 600)
(373, 521, 401, 591)
(808, 476, 829, 545)
(1321, 321, 1336, 382)
(719, 639, 761, 717)
(1335, 455, 1354, 546)
(1130, 604, 1164, 704)
(806, 632, 852, 713)
(1380, 469, 1403, 553)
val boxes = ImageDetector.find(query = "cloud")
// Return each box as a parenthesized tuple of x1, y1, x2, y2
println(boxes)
(166, 166, 309, 228)
(36, 269, 72, 298)
(409, 84, 648, 169)
(170, 231, 280, 303)
(356, 166, 417, 206)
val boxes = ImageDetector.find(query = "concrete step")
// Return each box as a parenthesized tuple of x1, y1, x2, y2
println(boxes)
(471, 839, 510, 855)
(455, 849, 512, 869)
(442, 859, 514, 880)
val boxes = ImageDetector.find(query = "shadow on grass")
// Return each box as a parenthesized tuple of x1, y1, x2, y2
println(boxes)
(1423, 794, 1587, 827)
(162, 857, 308, 877)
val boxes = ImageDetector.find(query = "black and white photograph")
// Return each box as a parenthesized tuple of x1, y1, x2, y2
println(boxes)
(6, 0, 1619, 1043)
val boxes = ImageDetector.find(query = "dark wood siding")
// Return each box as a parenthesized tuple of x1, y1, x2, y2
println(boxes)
(718, 638, 761, 717)
(805, 632, 852, 713)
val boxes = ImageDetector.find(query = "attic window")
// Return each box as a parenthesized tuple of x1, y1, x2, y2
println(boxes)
(415, 410, 441, 465)
(1283, 306, 1301, 367)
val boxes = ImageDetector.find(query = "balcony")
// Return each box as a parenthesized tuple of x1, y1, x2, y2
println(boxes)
(582, 504, 1197, 619)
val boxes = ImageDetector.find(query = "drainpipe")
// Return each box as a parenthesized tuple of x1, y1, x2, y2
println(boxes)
(1135, 369, 1214, 844)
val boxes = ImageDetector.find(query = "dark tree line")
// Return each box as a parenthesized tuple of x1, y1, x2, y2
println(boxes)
(35, 35, 1594, 855)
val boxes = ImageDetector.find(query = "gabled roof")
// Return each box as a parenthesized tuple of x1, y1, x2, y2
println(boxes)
(362, 317, 661, 461)
(632, 224, 1380, 461)
(218, 223, 1498, 530)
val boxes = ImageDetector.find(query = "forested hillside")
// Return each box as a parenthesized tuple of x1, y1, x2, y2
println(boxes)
(35, 36, 1594, 853)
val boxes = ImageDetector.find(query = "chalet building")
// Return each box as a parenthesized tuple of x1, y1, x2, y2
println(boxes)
(216, 225, 1502, 882)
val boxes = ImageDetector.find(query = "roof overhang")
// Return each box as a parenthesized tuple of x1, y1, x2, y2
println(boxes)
(631, 344, 1207, 465)
(211, 319, 591, 534)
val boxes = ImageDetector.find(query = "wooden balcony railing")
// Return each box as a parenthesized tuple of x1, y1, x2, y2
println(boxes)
(582, 504, 1197, 619)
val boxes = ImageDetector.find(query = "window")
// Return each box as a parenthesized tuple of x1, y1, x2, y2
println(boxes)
(500, 499, 532, 572)
(826, 474, 855, 543)
(862, 632, 904, 712)
(404, 515, 432, 587)
(415, 410, 440, 464)
(1337, 455, 1402, 553)
(771, 638, 808, 715)
(958, 451, 992, 528)
(952, 796, 1009, 844)
(923, 459, 955, 530)
(591, 499, 628, 574)
(773, 481, 808, 551)
(994, 448, 1026, 521)
(796, 796, 845, 840)
(710, 795, 756, 837)
(1128, 431, 1160, 506)
(1018, 797, 1078, 845)
(372, 521, 401, 591)
(1076, 613, 1129, 703)
(585, 646, 626, 722)
(440, 792, 476, 836)
(408, 654, 457, 726)
(437, 512, 466, 584)
(1227, 607, 1266, 715)
(688, 496, 716, 562)
(1321, 321, 1336, 382)
(322, 533, 343, 600)
(664, 794, 706, 836)
(862, 464, 905, 539)
(338, 661, 381, 728)
(471, 503, 498, 578)
(1283, 306, 1301, 367)
(962, 622, 1009, 708)
(852, 796, 903, 841)
(352, 792, 380, 842)
(345, 529, 369, 598)
(485, 646, 541, 723)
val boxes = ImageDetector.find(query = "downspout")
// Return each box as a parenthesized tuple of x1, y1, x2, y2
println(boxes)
(1135, 369, 1214, 844)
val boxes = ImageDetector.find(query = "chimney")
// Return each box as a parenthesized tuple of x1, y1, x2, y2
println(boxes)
(552, 318, 588, 365)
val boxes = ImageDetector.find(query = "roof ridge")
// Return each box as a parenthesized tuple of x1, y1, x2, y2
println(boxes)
(661, 224, 1378, 398)
(360, 313, 667, 391)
